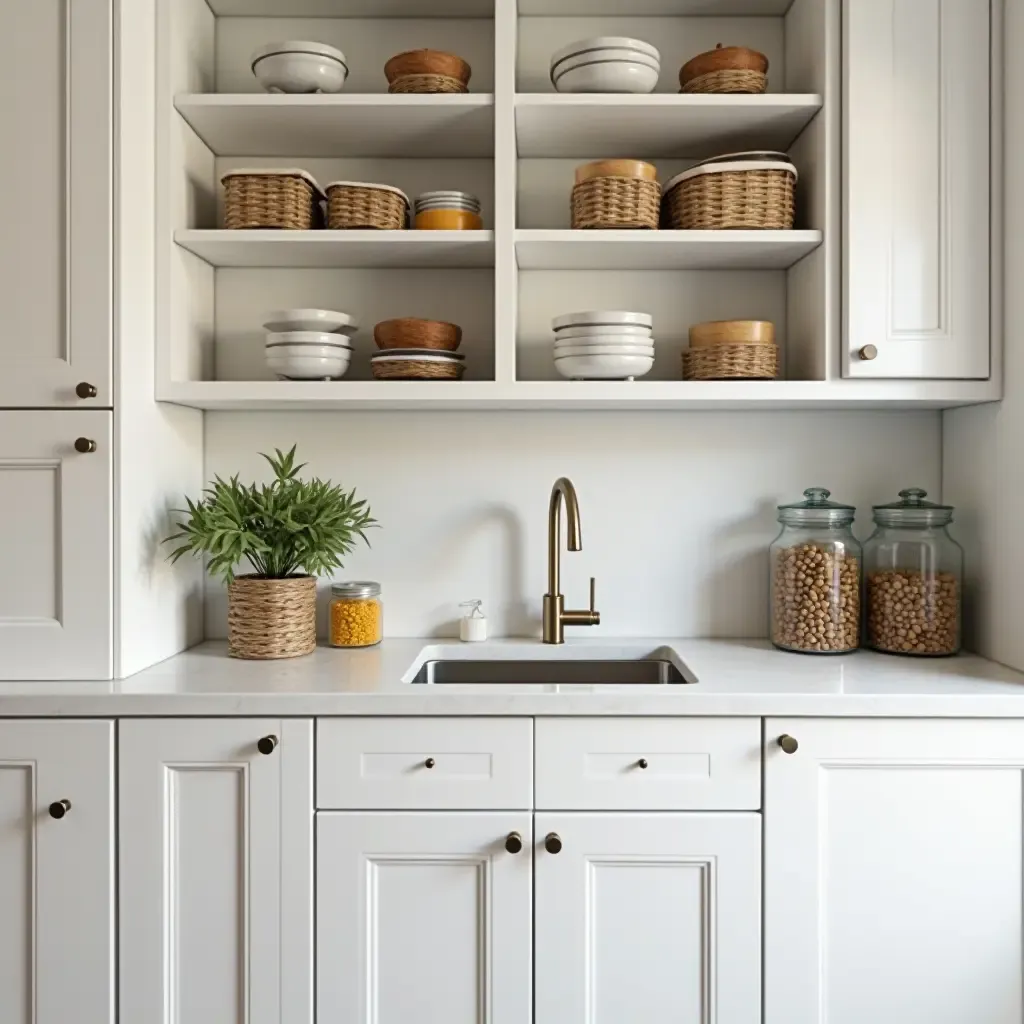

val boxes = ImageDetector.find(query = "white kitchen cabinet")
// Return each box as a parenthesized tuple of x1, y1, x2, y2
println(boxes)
(844, 0, 991, 379)
(0, 0, 112, 407)
(0, 720, 114, 1024)
(317, 811, 532, 1024)
(118, 719, 313, 1024)
(535, 812, 761, 1024)
(0, 412, 112, 680)
(765, 717, 1024, 1024)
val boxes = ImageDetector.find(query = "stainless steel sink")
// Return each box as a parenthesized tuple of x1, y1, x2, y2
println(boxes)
(409, 658, 689, 685)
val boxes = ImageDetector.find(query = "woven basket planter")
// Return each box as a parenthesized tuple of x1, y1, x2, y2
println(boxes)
(222, 170, 323, 230)
(663, 159, 796, 230)
(571, 176, 660, 230)
(682, 343, 778, 380)
(325, 181, 410, 230)
(389, 74, 467, 93)
(227, 575, 317, 660)
(371, 358, 466, 380)
(680, 69, 767, 93)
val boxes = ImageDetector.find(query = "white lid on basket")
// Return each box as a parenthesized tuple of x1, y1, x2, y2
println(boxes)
(550, 36, 661, 70)
(324, 180, 411, 206)
(664, 159, 798, 195)
(220, 168, 325, 197)
(552, 310, 653, 330)
(251, 40, 348, 67)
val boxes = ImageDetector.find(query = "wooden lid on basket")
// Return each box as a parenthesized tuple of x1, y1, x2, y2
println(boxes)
(575, 159, 658, 184)
(679, 44, 768, 86)
(221, 168, 324, 197)
(689, 320, 775, 347)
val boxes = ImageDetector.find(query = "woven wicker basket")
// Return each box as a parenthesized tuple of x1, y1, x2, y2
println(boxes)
(681, 69, 767, 93)
(227, 575, 317, 660)
(325, 181, 409, 230)
(663, 159, 796, 230)
(222, 170, 323, 230)
(371, 358, 466, 380)
(389, 73, 467, 93)
(682, 343, 778, 380)
(572, 176, 660, 230)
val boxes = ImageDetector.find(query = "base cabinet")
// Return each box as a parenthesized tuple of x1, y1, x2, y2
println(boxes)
(765, 718, 1024, 1024)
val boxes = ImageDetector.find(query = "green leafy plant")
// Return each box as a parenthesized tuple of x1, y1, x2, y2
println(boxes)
(165, 446, 376, 583)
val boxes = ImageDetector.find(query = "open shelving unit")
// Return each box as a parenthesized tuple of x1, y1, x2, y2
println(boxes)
(156, 0, 1000, 410)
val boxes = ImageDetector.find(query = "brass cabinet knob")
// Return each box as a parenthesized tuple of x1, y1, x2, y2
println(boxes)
(544, 832, 562, 854)
(637, 758, 649, 769)
(858, 344, 878, 361)
(424, 757, 436, 769)
(49, 799, 72, 819)
(505, 831, 523, 854)
(74, 437, 97, 453)
(257, 735, 278, 755)
(75, 382, 98, 399)
(778, 734, 799, 755)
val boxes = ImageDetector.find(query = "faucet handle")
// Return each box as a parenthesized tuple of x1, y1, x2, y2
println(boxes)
(589, 577, 597, 613)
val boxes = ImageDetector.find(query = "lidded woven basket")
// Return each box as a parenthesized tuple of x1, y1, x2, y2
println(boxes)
(325, 181, 410, 230)
(682, 319, 779, 380)
(571, 159, 660, 230)
(221, 169, 324, 230)
(678, 44, 768, 94)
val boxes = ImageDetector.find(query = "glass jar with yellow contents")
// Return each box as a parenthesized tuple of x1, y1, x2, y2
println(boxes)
(329, 581, 383, 648)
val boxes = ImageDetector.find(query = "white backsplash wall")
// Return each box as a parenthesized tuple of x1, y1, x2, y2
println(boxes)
(204, 411, 941, 640)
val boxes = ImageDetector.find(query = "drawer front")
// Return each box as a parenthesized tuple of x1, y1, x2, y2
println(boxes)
(536, 718, 761, 810)
(317, 717, 533, 810)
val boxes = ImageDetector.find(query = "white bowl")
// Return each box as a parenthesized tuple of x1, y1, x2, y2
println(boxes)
(550, 36, 661, 70)
(553, 47, 660, 80)
(265, 330, 354, 347)
(554, 352, 655, 380)
(554, 59, 659, 94)
(263, 310, 357, 334)
(252, 50, 347, 94)
(265, 343, 353, 359)
(555, 344, 656, 358)
(267, 352, 350, 380)
(553, 310, 653, 330)
(554, 323, 652, 340)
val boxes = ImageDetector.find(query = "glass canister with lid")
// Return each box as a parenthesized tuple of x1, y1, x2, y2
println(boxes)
(863, 488, 963, 656)
(770, 487, 862, 654)
(329, 581, 383, 648)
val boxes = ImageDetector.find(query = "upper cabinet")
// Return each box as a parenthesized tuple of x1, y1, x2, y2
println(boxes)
(844, 0, 992, 379)
(0, 1, 112, 407)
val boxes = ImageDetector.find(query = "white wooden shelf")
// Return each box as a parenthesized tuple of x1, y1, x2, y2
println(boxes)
(158, 380, 1001, 412)
(175, 230, 495, 269)
(174, 94, 495, 158)
(515, 94, 822, 159)
(515, 230, 823, 271)
(518, 0, 791, 12)
(208, 0, 491, 12)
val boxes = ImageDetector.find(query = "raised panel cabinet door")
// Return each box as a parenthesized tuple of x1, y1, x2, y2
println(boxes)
(118, 719, 313, 1024)
(318, 811, 533, 1024)
(844, 0, 991, 378)
(0, 0, 112, 406)
(0, 412, 112, 679)
(0, 720, 114, 1024)
(535, 812, 761, 1024)
(765, 718, 1024, 1024)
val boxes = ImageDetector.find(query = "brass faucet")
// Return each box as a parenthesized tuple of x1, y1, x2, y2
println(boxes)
(543, 477, 601, 644)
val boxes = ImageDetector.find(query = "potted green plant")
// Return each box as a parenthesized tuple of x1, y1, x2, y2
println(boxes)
(166, 446, 375, 659)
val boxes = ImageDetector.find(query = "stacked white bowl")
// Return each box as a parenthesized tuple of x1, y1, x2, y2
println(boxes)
(550, 37, 660, 94)
(251, 41, 348, 94)
(263, 309, 357, 380)
(552, 311, 655, 380)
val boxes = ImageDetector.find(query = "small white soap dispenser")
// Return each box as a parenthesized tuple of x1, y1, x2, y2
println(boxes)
(459, 600, 488, 642)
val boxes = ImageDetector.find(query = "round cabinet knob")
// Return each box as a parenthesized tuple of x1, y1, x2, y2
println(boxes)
(257, 735, 278, 755)
(74, 437, 97, 454)
(75, 382, 98, 399)
(48, 799, 72, 819)
(505, 832, 523, 854)
(544, 832, 562, 855)
(778, 734, 799, 755)
(424, 757, 436, 769)
(858, 344, 879, 361)
(637, 758, 649, 769)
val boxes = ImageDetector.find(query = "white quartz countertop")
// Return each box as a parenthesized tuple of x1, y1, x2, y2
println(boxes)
(1, 638, 1023, 716)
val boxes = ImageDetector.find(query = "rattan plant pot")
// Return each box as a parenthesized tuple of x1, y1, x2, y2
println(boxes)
(571, 176, 660, 230)
(681, 343, 778, 380)
(325, 181, 410, 230)
(663, 159, 796, 230)
(371, 358, 466, 380)
(222, 169, 323, 230)
(389, 74, 467, 93)
(227, 575, 317, 660)
(680, 69, 767, 93)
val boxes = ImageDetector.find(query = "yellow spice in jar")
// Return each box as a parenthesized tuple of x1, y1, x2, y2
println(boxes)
(330, 598, 382, 647)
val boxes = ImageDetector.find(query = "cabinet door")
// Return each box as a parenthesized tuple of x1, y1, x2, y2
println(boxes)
(765, 718, 1024, 1024)
(0, 412, 112, 679)
(844, 0, 990, 378)
(535, 812, 760, 1024)
(119, 719, 313, 1024)
(0, 720, 114, 1024)
(318, 811, 532, 1024)
(0, 0, 112, 406)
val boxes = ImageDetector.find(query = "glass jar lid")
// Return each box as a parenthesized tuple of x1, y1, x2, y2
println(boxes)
(778, 487, 856, 527)
(331, 580, 381, 599)
(872, 488, 953, 527)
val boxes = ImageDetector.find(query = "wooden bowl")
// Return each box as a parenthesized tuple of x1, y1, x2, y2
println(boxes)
(574, 159, 658, 185)
(679, 45, 768, 88)
(384, 49, 472, 85)
(374, 317, 463, 351)
(688, 319, 775, 348)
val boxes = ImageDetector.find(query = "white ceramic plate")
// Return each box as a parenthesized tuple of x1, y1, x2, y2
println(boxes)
(553, 310, 653, 331)
(554, 352, 655, 379)
(265, 343, 353, 358)
(263, 312, 358, 334)
(554, 59, 660, 94)
(370, 353, 464, 365)
(554, 323, 653, 340)
(554, 343, 656, 357)
(252, 51, 348, 94)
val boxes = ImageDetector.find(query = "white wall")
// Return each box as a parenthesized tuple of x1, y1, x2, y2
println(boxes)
(942, 0, 1021, 670)
(204, 410, 940, 639)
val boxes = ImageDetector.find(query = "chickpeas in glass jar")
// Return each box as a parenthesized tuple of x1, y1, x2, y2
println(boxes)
(329, 581, 383, 648)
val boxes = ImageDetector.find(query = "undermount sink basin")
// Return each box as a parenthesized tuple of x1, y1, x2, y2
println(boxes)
(408, 651, 692, 685)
